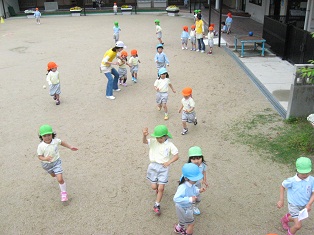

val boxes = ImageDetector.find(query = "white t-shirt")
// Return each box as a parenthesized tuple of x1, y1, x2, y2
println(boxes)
(46, 71, 60, 85)
(37, 138, 62, 163)
(148, 138, 178, 163)
(154, 78, 171, 93)
(181, 97, 195, 112)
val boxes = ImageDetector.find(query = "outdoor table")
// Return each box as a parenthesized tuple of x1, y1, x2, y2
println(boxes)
(234, 35, 266, 57)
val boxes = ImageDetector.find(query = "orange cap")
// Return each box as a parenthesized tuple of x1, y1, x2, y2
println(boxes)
(47, 61, 57, 70)
(210, 23, 215, 28)
(227, 12, 232, 17)
(209, 26, 214, 31)
(131, 49, 137, 56)
(191, 25, 195, 29)
(121, 50, 128, 57)
(183, 26, 188, 32)
(182, 87, 192, 96)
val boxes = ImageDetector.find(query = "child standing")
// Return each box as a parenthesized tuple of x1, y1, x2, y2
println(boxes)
(277, 157, 314, 235)
(113, 2, 117, 15)
(155, 44, 170, 78)
(143, 125, 179, 215)
(46, 61, 61, 105)
(34, 8, 41, 24)
(155, 19, 163, 45)
(113, 21, 121, 43)
(187, 146, 208, 215)
(128, 49, 141, 83)
(181, 26, 189, 50)
(207, 26, 214, 54)
(226, 12, 233, 34)
(37, 125, 78, 202)
(178, 87, 197, 135)
(154, 68, 176, 121)
(173, 163, 206, 235)
(118, 50, 129, 86)
(189, 25, 196, 51)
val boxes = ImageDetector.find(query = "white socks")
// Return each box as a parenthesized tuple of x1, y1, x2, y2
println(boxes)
(59, 182, 66, 192)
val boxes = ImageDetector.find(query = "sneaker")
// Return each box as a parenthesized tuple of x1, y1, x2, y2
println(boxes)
(164, 114, 169, 120)
(119, 82, 122, 85)
(106, 96, 115, 100)
(193, 49, 196, 51)
(185, 47, 188, 50)
(122, 83, 127, 87)
(131, 77, 135, 81)
(181, 128, 188, 135)
(194, 117, 198, 125)
(201, 50, 205, 53)
(153, 205, 161, 215)
(182, 47, 184, 50)
(56, 100, 60, 105)
(281, 213, 290, 230)
(190, 48, 193, 51)
(196, 49, 200, 52)
(174, 224, 186, 234)
(133, 78, 137, 83)
(61, 192, 68, 202)
(113, 89, 121, 91)
(53, 95, 57, 100)
(193, 206, 201, 215)
(157, 106, 161, 111)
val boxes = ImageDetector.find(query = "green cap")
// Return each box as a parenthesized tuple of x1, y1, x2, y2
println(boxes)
(39, 125, 53, 136)
(114, 21, 119, 26)
(151, 125, 172, 138)
(296, 157, 312, 174)
(154, 19, 160, 25)
(189, 146, 203, 157)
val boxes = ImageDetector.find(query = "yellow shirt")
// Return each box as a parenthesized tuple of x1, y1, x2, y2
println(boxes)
(195, 20, 204, 34)
(148, 138, 178, 163)
(100, 49, 117, 73)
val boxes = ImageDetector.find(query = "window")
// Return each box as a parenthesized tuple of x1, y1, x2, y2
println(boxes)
(249, 0, 262, 6)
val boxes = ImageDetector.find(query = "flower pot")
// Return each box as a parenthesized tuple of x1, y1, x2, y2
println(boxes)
(121, 8, 132, 15)
(70, 11, 81, 16)
(166, 10, 179, 16)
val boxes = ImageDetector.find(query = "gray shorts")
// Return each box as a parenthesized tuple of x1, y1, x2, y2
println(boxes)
(288, 203, 305, 218)
(130, 65, 138, 74)
(156, 62, 166, 70)
(208, 39, 214, 47)
(41, 158, 63, 175)
(157, 32, 162, 39)
(182, 111, 196, 123)
(118, 68, 127, 78)
(156, 92, 168, 104)
(49, 83, 61, 96)
(175, 204, 194, 225)
(113, 33, 119, 41)
(190, 37, 196, 44)
(181, 38, 188, 44)
(146, 162, 169, 184)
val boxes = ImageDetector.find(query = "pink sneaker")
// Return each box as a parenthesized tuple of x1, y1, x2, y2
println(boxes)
(61, 191, 68, 202)
(174, 224, 186, 234)
(281, 213, 290, 230)
(122, 83, 127, 87)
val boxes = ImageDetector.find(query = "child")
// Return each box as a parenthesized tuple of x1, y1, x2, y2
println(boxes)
(155, 19, 163, 45)
(173, 163, 206, 235)
(128, 49, 141, 83)
(46, 61, 61, 105)
(118, 50, 129, 86)
(206, 26, 214, 54)
(143, 125, 179, 215)
(155, 44, 170, 78)
(181, 26, 189, 50)
(154, 68, 176, 120)
(277, 157, 314, 235)
(226, 12, 233, 34)
(37, 125, 78, 202)
(178, 87, 197, 135)
(113, 21, 121, 43)
(187, 146, 208, 215)
(113, 2, 117, 15)
(189, 25, 196, 51)
(221, 21, 227, 33)
(34, 8, 41, 25)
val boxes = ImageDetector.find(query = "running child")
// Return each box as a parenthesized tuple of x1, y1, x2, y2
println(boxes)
(189, 25, 196, 51)
(206, 26, 214, 54)
(143, 125, 179, 215)
(221, 21, 227, 33)
(155, 44, 170, 78)
(118, 50, 130, 86)
(173, 163, 206, 235)
(113, 21, 121, 43)
(128, 49, 141, 83)
(37, 125, 78, 202)
(46, 61, 61, 105)
(155, 19, 163, 45)
(34, 8, 41, 24)
(226, 12, 233, 34)
(181, 26, 189, 50)
(277, 157, 314, 235)
(154, 67, 176, 121)
(178, 87, 197, 135)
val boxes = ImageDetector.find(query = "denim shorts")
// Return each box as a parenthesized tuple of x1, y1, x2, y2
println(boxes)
(41, 158, 63, 175)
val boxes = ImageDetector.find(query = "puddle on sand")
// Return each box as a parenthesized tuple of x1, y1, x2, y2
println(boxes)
(272, 90, 290, 101)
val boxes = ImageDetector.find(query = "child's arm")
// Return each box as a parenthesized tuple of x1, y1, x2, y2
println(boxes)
(169, 84, 176, 93)
(186, 106, 195, 113)
(202, 171, 209, 187)
(277, 185, 286, 208)
(305, 191, 314, 212)
(61, 141, 78, 151)
(38, 155, 53, 162)
(178, 104, 183, 113)
(142, 127, 149, 144)
(163, 153, 179, 167)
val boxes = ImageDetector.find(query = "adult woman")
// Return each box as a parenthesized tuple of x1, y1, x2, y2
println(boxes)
(100, 41, 126, 100)
(195, 14, 205, 53)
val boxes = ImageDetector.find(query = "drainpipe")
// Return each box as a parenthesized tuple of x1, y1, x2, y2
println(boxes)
(1, 0, 6, 18)
(303, 0, 312, 31)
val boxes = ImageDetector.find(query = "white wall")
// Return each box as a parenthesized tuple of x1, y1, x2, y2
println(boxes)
(0, 0, 20, 18)
(245, 0, 270, 23)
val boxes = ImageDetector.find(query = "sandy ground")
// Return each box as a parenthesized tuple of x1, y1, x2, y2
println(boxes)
(0, 13, 313, 235)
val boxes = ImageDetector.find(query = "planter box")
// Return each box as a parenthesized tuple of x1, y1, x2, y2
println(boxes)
(166, 10, 179, 16)
(121, 8, 132, 14)
(70, 11, 82, 16)
(26, 14, 35, 18)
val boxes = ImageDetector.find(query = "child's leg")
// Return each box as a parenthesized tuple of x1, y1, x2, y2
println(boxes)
(186, 223, 195, 235)
(162, 103, 168, 114)
(156, 184, 165, 203)
(289, 218, 302, 234)
(56, 173, 64, 185)
(182, 120, 187, 129)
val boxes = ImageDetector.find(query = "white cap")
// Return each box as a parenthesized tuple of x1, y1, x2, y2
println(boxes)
(115, 41, 126, 49)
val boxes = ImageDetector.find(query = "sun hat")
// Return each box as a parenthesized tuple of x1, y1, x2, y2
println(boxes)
(182, 163, 203, 181)
(120, 50, 128, 57)
(47, 62, 57, 70)
(39, 125, 53, 136)
(131, 49, 137, 56)
(307, 114, 314, 124)
(209, 26, 214, 31)
(151, 125, 172, 138)
(114, 21, 119, 26)
(156, 43, 164, 50)
(182, 87, 192, 96)
(183, 26, 188, 31)
(296, 157, 312, 173)
(191, 25, 195, 29)
(189, 146, 203, 157)
(154, 19, 160, 25)
(115, 41, 126, 49)
(158, 67, 168, 76)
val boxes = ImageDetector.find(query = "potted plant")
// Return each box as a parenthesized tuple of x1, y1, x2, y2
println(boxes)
(166, 5, 180, 16)
(70, 6, 82, 16)
(121, 5, 132, 15)
(24, 9, 35, 18)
